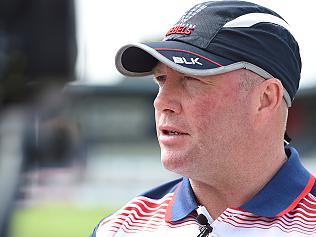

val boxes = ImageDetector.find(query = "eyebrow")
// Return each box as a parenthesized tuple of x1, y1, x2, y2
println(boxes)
(152, 65, 163, 75)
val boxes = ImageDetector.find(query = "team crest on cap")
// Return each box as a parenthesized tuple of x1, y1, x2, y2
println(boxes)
(179, 3, 207, 23)
(165, 3, 207, 37)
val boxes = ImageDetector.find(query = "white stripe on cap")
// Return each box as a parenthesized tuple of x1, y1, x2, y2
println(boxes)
(223, 12, 294, 36)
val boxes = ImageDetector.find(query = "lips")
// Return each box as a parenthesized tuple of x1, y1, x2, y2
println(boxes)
(158, 125, 189, 146)
(162, 129, 188, 136)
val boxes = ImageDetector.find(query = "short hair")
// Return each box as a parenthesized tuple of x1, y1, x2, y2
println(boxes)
(238, 69, 264, 92)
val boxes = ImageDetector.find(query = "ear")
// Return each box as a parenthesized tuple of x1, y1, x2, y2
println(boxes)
(256, 78, 284, 114)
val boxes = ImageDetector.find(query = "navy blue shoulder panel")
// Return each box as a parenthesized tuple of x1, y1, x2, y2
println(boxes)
(140, 177, 183, 200)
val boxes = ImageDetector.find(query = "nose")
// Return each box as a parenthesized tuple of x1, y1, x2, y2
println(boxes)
(153, 80, 182, 114)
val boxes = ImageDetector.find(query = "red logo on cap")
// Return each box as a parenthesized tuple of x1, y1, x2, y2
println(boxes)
(165, 24, 195, 36)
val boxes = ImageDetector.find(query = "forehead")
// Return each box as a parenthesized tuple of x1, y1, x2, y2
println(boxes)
(153, 62, 169, 75)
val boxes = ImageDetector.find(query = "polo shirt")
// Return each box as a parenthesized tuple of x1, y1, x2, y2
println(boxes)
(90, 147, 316, 237)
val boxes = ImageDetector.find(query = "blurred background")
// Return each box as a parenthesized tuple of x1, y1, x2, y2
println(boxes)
(0, 0, 315, 237)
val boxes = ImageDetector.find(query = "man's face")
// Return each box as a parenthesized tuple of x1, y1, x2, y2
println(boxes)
(153, 63, 254, 180)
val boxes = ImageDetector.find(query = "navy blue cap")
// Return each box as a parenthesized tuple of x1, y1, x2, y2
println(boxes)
(115, 1, 302, 107)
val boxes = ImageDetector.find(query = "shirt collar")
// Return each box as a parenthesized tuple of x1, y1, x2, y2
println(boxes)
(165, 176, 198, 222)
(166, 147, 315, 222)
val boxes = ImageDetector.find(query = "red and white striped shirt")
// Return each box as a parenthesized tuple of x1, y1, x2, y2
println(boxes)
(90, 147, 316, 237)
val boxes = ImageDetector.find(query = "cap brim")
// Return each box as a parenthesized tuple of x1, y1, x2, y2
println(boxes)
(115, 41, 240, 77)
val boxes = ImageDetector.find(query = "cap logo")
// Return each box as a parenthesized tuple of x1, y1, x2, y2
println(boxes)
(165, 24, 195, 36)
(173, 56, 203, 66)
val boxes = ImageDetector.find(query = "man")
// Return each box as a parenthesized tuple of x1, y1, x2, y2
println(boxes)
(90, 1, 316, 236)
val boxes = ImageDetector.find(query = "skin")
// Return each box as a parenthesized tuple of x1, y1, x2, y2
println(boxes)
(153, 63, 288, 219)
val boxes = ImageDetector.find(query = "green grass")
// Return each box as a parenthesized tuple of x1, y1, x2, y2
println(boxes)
(9, 205, 117, 237)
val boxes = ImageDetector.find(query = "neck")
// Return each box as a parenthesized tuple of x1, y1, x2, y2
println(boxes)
(190, 148, 287, 219)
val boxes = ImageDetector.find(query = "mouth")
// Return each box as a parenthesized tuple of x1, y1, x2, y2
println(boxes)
(158, 126, 190, 145)
(162, 129, 188, 136)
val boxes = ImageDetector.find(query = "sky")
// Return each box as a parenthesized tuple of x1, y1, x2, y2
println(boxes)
(75, 0, 316, 89)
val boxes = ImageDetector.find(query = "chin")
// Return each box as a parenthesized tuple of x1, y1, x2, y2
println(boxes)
(160, 150, 192, 176)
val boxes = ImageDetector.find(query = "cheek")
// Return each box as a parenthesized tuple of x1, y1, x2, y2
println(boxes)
(188, 97, 222, 130)
(188, 94, 240, 138)
(190, 94, 223, 118)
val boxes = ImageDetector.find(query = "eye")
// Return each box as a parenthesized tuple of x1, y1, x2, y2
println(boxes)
(153, 75, 166, 86)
